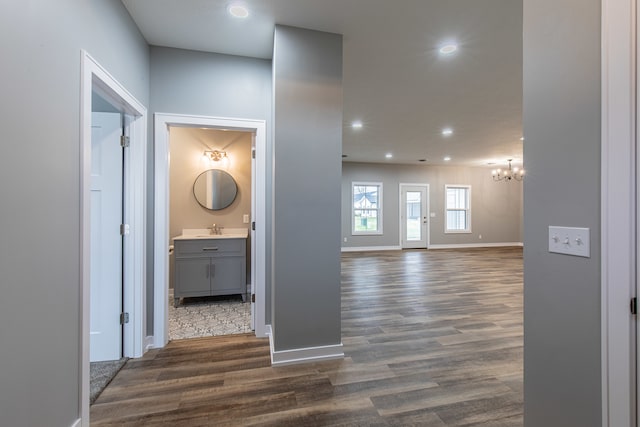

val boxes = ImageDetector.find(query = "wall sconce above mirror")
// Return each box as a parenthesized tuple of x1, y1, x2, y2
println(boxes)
(203, 150, 228, 162)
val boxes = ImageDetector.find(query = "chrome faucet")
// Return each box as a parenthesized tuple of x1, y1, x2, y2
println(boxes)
(210, 223, 221, 235)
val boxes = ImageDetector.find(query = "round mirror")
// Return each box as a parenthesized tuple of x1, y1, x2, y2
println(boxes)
(193, 169, 238, 210)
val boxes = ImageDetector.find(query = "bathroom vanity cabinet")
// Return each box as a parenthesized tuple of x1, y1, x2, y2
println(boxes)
(173, 236, 246, 307)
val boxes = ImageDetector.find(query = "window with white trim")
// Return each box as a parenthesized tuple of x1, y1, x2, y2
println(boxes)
(445, 185, 471, 233)
(352, 182, 383, 234)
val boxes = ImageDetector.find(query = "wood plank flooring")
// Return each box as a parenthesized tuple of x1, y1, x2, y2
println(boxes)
(91, 247, 523, 426)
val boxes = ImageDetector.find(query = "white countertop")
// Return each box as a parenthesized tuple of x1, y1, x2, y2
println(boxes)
(173, 228, 248, 240)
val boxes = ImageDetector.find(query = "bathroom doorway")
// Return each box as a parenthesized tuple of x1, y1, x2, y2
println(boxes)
(153, 114, 268, 348)
(167, 127, 253, 340)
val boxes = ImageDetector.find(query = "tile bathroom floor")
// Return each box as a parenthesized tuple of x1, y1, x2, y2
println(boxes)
(168, 290, 251, 340)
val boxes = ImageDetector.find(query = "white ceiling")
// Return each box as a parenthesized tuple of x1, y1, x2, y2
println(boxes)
(122, 0, 523, 167)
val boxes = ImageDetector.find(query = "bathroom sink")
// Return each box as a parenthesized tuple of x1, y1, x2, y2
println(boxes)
(174, 228, 249, 240)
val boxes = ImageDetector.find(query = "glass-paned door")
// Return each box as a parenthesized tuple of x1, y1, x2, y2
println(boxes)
(401, 184, 429, 249)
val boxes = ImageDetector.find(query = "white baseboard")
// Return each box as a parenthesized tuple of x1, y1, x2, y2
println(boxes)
(144, 335, 155, 352)
(341, 243, 523, 252)
(341, 245, 401, 252)
(428, 242, 523, 249)
(266, 324, 344, 366)
(70, 418, 81, 427)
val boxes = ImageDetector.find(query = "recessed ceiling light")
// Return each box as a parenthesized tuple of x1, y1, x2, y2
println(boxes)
(442, 128, 453, 136)
(444, 156, 451, 161)
(352, 121, 363, 129)
(228, 3, 249, 18)
(520, 137, 525, 141)
(439, 43, 458, 55)
(385, 153, 393, 159)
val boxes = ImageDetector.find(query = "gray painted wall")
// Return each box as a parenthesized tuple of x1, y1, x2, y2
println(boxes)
(523, 0, 602, 425)
(272, 26, 342, 351)
(342, 162, 523, 247)
(0, 1, 149, 426)
(168, 128, 252, 288)
(149, 46, 272, 329)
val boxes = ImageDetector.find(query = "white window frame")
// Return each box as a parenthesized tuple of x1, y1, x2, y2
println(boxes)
(444, 185, 472, 234)
(352, 181, 383, 235)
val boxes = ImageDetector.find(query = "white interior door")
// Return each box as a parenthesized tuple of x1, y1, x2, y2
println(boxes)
(90, 112, 123, 362)
(401, 184, 429, 249)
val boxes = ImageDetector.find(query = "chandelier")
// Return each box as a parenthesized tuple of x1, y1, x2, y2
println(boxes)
(492, 159, 524, 182)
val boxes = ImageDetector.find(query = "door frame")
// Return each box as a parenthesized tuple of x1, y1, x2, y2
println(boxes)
(601, 0, 636, 425)
(398, 183, 430, 249)
(153, 113, 268, 348)
(80, 51, 147, 426)
(251, 134, 257, 330)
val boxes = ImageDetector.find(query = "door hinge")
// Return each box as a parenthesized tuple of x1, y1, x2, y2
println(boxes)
(251, 293, 255, 303)
(120, 224, 130, 235)
(120, 312, 130, 325)
(252, 221, 255, 231)
(252, 149, 256, 159)
(631, 297, 637, 315)
(120, 135, 130, 148)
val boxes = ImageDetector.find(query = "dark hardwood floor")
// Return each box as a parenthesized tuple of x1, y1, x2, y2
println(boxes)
(91, 247, 523, 426)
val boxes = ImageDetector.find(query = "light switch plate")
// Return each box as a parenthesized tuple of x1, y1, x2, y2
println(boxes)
(243, 214, 250, 224)
(548, 226, 590, 258)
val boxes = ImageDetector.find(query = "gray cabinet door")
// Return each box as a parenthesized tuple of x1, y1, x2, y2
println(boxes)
(211, 257, 244, 295)
(175, 257, 211, 297)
